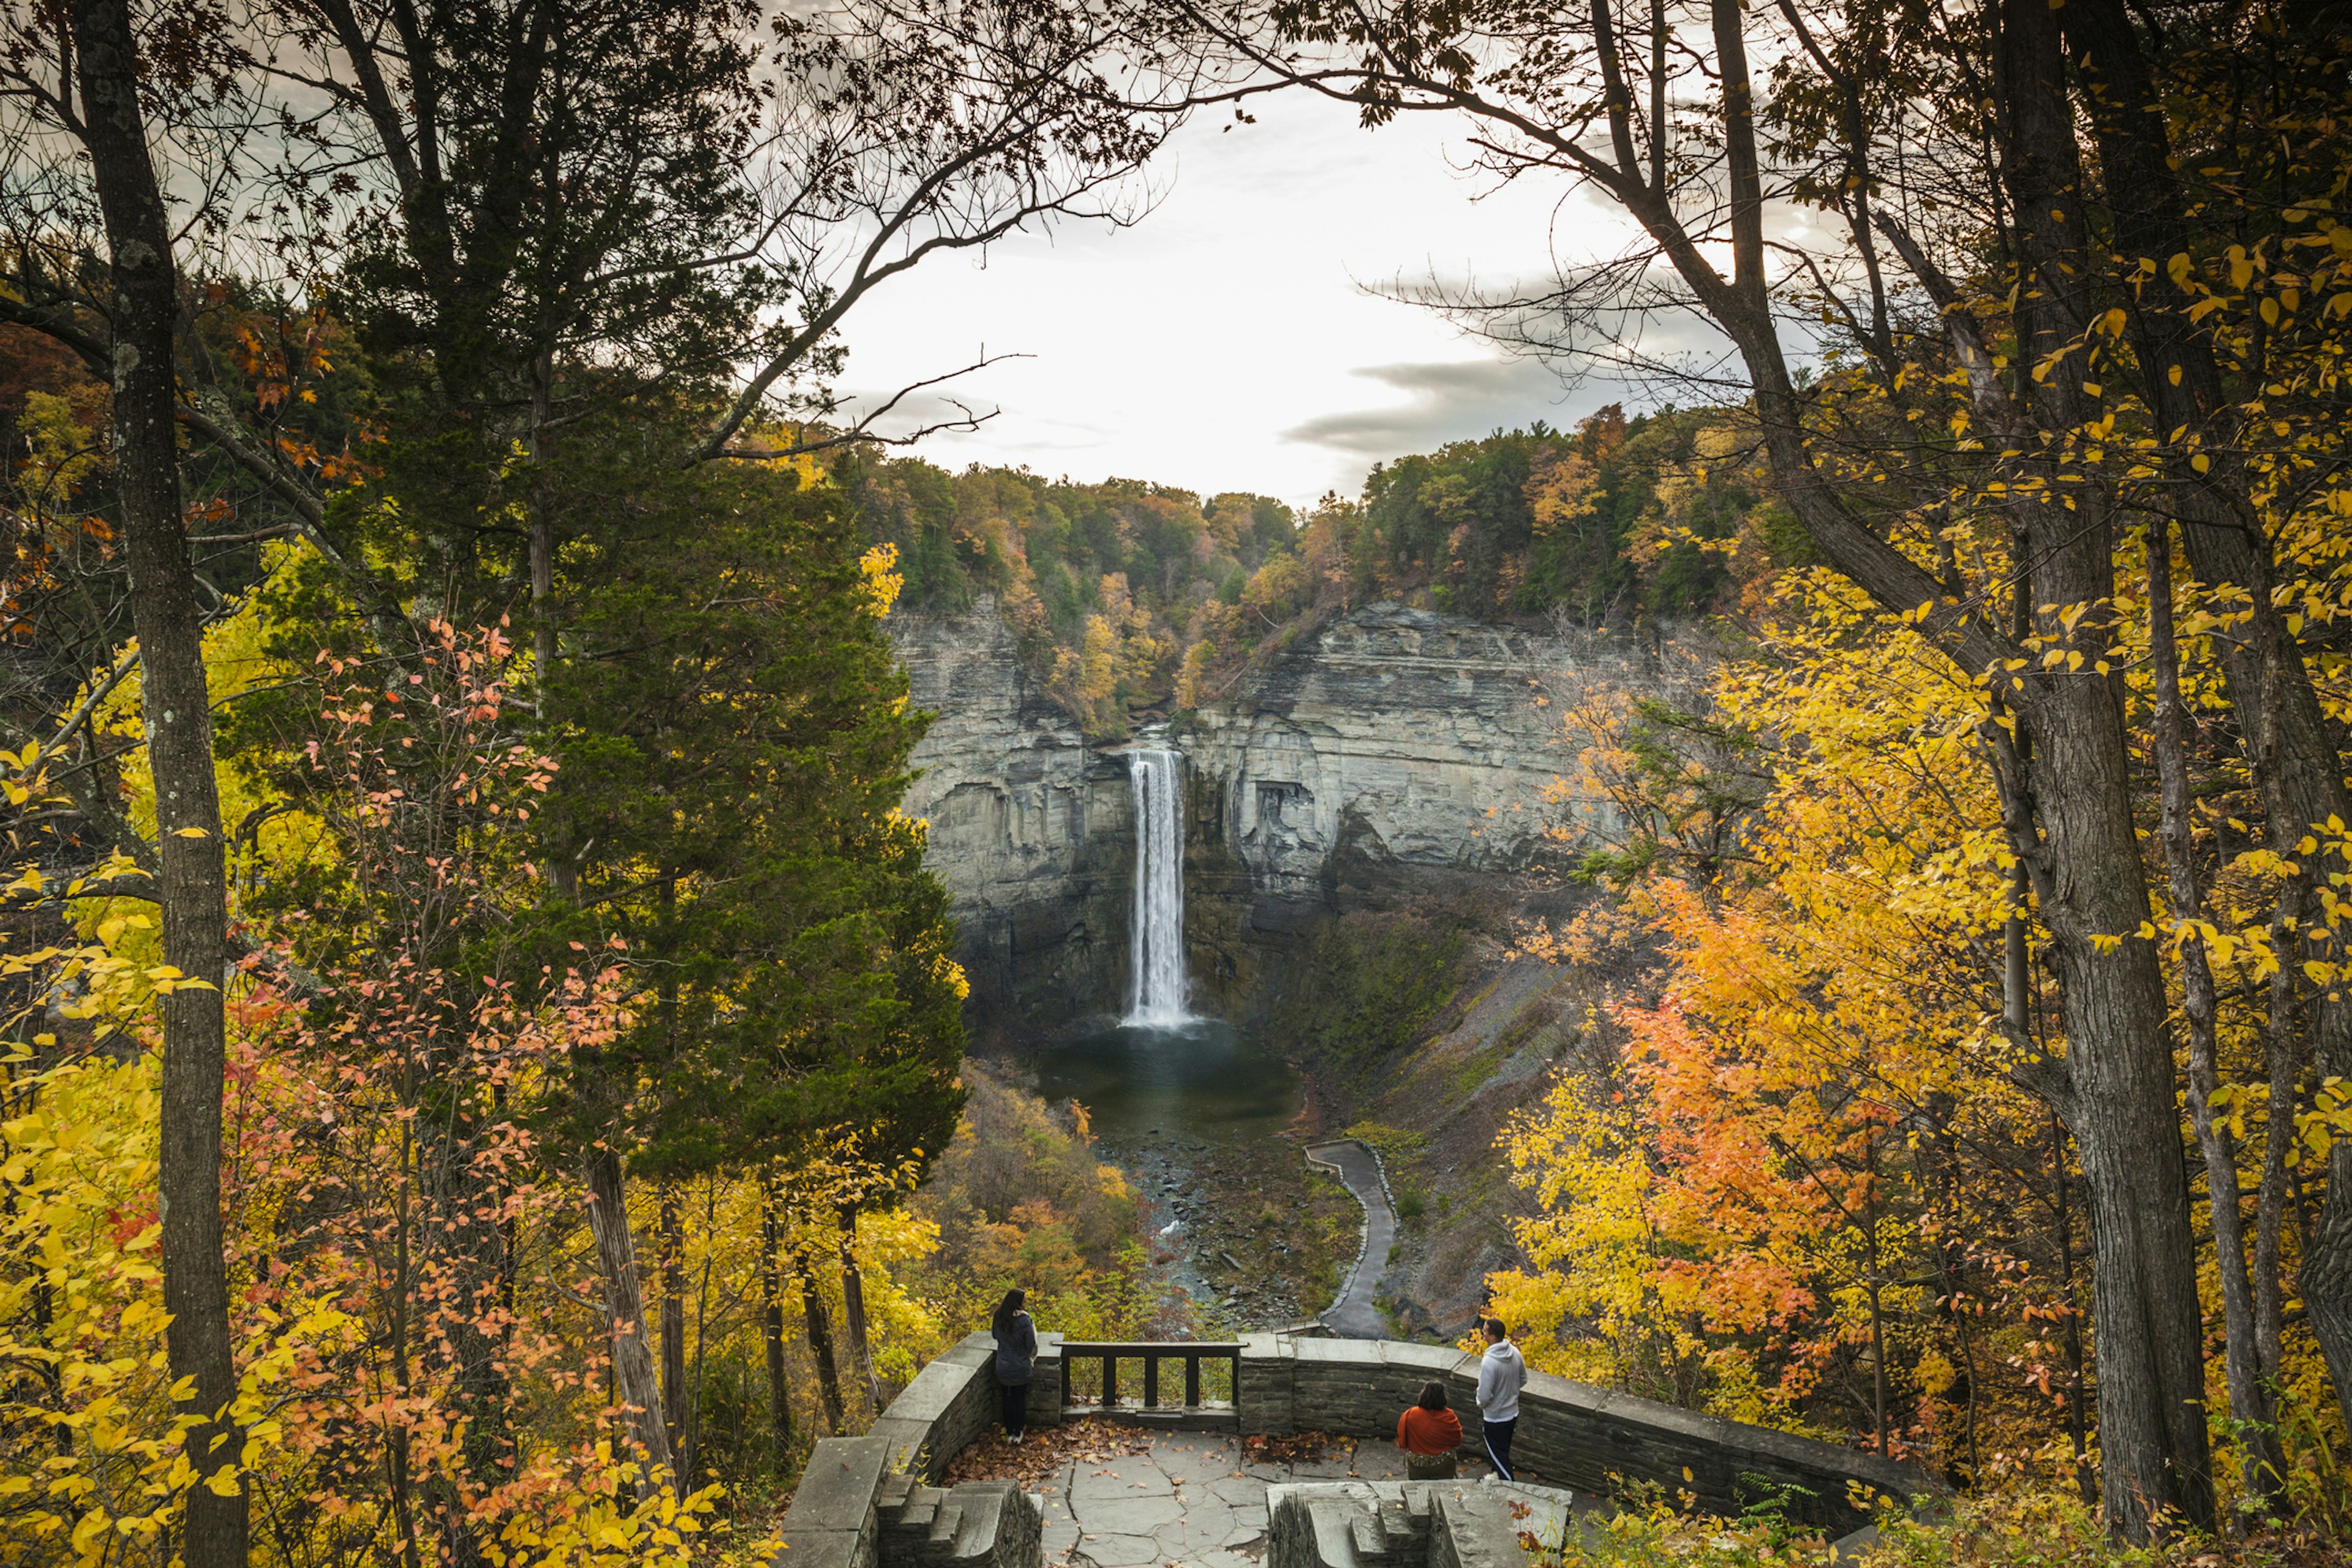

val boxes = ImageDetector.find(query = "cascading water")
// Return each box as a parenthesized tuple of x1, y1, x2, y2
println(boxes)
(1125, 737, 1193, 1028)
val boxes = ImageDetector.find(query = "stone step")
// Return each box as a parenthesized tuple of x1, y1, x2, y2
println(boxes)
(1303, 1495, 1363, 1568)
(1378, 1494, 1420, 1551)
(897, 1496, 939, 1530)
(941, 1482, 1016, 1566)
(880, 1479, 1041, 1568)
(1275, 1480, 1517, 1568)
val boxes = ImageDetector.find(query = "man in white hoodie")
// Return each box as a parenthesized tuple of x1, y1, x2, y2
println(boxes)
(1474, 1317, 1528, 1481)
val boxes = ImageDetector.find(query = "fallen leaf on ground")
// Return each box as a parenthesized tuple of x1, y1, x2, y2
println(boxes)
(1243, 1431, 1348, 1464)
(942, 1418, 1150, 1487)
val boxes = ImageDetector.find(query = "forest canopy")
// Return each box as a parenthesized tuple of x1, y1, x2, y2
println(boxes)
(852, 403, 1796, 734)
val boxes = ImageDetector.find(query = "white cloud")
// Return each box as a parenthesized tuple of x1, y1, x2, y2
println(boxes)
(821, 92, 1646, 510)
(1280, 356, 1594, 461)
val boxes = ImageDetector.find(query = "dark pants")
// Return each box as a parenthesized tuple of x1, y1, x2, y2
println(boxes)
(1482, 1417, 1517, 1481)
(999, 1378, 1028, 1438)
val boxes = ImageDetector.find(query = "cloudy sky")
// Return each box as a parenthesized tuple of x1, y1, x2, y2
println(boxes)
(830, 92, 1649, 511)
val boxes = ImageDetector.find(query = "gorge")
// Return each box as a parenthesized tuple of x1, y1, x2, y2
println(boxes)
(892, 595, 1717, 1332)
(893, 595, 1706, 1035)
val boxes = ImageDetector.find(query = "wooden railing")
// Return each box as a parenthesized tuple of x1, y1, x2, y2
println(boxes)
(1059, 1340, 1242, 1417)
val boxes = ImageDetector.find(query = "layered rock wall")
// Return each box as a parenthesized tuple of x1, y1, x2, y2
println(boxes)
(893, 600, 1708, 1031)
(891, 605, 1133, 1036)
(1185, 605, 1574, 900)
(1180, 604, 1663, 1014)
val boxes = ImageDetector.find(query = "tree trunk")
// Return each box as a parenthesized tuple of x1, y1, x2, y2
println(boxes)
(69, 6, 245, 1562)
(1924, 1095, 1981, 1488)
(2256, 889, 2299, 1410)
(2149, 527, 2285, 1509)
(1972, 0, 2216, 1532)
(2052, 1112, 2097, 1509)
(654, 883, 685, 1469)
(1729, 0, 2217, 1524)
(2058, 0, 2352, 1434)
(1863, 1136, 1888, 1456)
(660, 1186, 687, 1461)
(797, 1243, 847, 1434)
(582, 1148, 674, 1493)
(837, 1205, 884, 1412)
(758, 1169, 794, 1471)
(427, 1114, 502, 1568)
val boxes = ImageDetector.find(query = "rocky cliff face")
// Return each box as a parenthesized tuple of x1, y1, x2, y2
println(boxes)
(1178, 603, 1688, 1016)
(894, 600, 1702, 1034)
(1183, 604, 1576, 886)
(891, 605, 1133, 1037)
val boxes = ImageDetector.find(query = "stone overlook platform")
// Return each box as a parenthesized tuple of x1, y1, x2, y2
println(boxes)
(774, 1330, 1942, 1568)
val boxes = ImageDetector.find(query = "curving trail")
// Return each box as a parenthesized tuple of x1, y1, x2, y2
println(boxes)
(1304, 1140, 1396, 1339)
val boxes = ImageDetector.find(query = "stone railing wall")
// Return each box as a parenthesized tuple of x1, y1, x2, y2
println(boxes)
(771, 1329, 1942, 1566)
(1236, 1332, 1939, 1535)
(775, 1330, 1065, 1568)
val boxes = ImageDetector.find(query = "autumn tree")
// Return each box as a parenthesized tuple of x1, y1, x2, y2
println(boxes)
(241, 619, 643, 1557)
(1141, 0, 2352, 1530)
(0, 6, 264, 1559)
(0, 611, 725, 1561)
(1499, 573, 2130, 1499)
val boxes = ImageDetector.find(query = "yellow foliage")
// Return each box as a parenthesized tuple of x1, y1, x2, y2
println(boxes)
(1525, 447, 1600, 538)
(860, 543, 905, 617)
(0, 1046, 714, 1565)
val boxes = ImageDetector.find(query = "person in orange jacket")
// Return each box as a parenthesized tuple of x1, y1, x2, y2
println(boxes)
(1395, 1380, 1464, 1480)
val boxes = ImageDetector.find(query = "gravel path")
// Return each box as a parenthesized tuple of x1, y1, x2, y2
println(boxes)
(1304, 1140, 1395, 1338)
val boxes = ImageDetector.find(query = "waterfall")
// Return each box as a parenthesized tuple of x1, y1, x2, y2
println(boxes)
(1125, 739, 1193, 1028)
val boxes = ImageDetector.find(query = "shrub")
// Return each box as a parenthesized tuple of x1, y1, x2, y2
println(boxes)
(1344, 1120, 1430, 1153)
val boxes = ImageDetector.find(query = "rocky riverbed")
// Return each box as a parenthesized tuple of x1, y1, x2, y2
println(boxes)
(1012, 1020, 1363, 1333)
(1100, 1124, 1362, 1332)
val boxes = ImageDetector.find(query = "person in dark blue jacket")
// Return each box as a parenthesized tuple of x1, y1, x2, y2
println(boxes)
(990, 1287, 1038, 1442)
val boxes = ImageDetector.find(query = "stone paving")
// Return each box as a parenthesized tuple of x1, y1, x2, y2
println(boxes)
(1030, 1429, 1496, 1568)
(1301, 1142, 1394, 1339)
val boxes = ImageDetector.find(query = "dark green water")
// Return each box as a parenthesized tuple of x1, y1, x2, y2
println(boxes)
(1027, 1019, 1303, 1147)
(1023, 1020, 1330, 1325)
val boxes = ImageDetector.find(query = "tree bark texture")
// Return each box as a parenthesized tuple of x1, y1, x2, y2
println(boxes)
(2057, 0, 2352, 1433)
(2258, 889, 2300, 1407)
(1987, 0, 2214, 1529)
(582, 1149, 675, 1493)
(797, 1245, 846, 1434)
(660, 1186, 687, 1458)
(2053, 1113, 2097, 1509)
(68, 4, 246, 1561)
(837, 1206, 884, 1413)
(758, 1169, 794, 1471)
(2149, 529, 2285, 1507)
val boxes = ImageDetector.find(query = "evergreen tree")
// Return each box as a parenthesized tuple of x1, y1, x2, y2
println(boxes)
(529, 418, 964, 1483)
